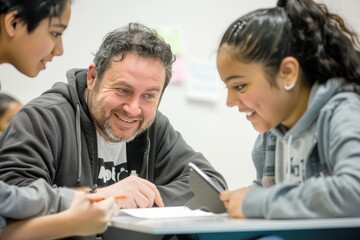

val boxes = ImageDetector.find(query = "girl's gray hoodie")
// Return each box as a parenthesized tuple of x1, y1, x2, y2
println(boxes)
(244, 78, 360, 219)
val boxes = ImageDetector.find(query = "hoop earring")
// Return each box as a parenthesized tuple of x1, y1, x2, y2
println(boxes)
(284, 82, 295, 91)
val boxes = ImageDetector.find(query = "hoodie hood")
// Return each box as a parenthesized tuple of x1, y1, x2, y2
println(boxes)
(42, 68, 89, 117)
(66, 69, 92, 119)
(272, 78, 343, 139)
(271, 78, 344, 183)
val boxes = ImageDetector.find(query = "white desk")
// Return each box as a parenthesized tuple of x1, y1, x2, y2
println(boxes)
(104, 214, 360, 240)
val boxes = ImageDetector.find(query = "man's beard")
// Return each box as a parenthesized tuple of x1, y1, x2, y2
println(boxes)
(88, 91, 154, 142)
(102, 119, 139, 143)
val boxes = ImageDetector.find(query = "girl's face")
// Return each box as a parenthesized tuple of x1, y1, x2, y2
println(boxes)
(2, 1, 71, 77)
(216, 45, 307, 132)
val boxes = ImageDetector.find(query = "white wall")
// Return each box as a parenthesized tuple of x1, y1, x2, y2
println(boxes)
(1, 0, 359, 189)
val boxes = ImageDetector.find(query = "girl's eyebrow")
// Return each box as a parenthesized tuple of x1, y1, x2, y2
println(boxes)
(224, 75, 245, 83)
(51, 23, 68, 29)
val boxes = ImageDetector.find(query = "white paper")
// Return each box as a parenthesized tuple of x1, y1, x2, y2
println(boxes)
(186, 61, 220, 103)
(119, 206, 215, 219)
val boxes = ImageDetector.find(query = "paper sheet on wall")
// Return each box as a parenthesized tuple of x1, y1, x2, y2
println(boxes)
(119, 206, 215, 219)
(186, 61, 220, 103)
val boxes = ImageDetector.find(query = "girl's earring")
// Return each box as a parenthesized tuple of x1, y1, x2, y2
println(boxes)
(284, 82, 295, 91)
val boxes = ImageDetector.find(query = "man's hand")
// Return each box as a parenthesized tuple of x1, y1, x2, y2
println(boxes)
(97, 176, 164, 208)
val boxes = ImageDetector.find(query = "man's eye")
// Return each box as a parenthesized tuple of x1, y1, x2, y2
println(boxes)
(118, 89, 131, 95)
(142, 93, 156, 101)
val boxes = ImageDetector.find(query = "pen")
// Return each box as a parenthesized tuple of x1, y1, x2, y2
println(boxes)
(90, 195, 127, 202)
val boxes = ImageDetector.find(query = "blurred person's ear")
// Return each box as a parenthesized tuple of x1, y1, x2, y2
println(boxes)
(3, 11, 19, 37)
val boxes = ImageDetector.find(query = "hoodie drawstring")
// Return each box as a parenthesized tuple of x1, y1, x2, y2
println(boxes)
(286, 135, 293, 181)
(76, 104, 82, 182)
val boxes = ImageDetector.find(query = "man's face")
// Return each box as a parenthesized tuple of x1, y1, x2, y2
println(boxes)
(86, 52, 166, 142)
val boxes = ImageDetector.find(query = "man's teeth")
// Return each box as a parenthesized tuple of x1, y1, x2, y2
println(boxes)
(245, 112, 254, 116)
(114, 113, 136, 123)
(115, 114, 134, 123)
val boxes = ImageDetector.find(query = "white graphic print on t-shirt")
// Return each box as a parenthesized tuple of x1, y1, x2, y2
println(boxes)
(96, 132, 128, 186)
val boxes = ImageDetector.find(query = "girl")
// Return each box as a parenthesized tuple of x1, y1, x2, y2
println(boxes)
(0, 1, 119, 239)
(217, 0, 360, 219)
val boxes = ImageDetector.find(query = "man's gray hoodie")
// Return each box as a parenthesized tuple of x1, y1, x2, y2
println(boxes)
(0, 68, 227, 239)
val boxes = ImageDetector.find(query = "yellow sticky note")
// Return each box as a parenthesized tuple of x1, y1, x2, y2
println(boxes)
(153, 25, 185, 56)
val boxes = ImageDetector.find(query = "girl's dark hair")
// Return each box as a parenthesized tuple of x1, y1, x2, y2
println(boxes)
(219, 0, 360, 87)
(0, 93, 20, 118)
(0, 0, 69, 33)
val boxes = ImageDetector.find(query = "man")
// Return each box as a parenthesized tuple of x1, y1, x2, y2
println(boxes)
(0, 23, 226, 212)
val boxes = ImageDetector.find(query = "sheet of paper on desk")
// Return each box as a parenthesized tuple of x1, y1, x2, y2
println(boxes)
(119, 206, 216, 219)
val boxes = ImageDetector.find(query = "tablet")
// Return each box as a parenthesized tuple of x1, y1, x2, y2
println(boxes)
(186, 162, 227, 213)
(188, 162, 224, 193)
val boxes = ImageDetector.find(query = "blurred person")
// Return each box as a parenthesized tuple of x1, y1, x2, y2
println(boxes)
(0, 1, 120, 240)
(0, 93, 21, 133)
